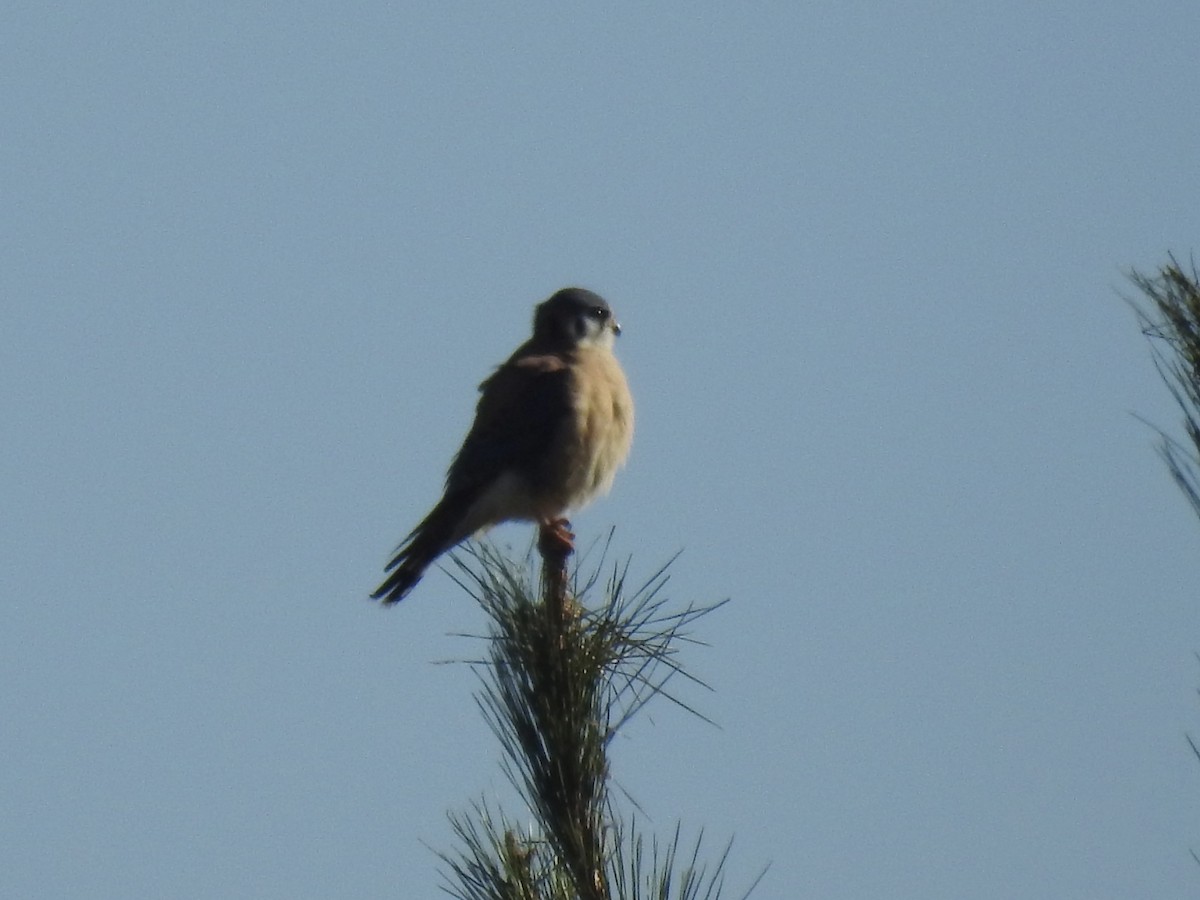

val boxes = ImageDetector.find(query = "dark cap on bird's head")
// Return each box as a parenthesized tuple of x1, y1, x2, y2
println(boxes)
(533, 287, 621, 347)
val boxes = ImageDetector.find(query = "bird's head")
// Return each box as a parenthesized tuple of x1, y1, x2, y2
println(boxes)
(533, 287, 622, 350)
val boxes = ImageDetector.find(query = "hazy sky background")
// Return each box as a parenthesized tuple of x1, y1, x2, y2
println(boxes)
(4, 3, 1200, 898)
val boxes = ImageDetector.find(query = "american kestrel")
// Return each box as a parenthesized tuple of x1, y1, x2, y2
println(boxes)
(372, 287, 634, 605)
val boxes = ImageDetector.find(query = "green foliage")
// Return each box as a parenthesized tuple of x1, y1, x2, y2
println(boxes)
(1129, 255, 1200, 519)
(436, 539, 762, 900)
(1129, 255, 1200, 869)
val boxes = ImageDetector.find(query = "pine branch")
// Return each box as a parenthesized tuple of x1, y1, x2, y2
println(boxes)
(439, 529, 759, 900)
(1128, 254, 1200, 520)
(1128, 256, 1200, 870)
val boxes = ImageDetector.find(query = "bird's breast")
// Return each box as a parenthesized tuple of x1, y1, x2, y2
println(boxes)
(543, 346, 634, 514)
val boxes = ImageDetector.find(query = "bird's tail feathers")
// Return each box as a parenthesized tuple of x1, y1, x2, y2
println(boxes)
(371, 492, 476, 604)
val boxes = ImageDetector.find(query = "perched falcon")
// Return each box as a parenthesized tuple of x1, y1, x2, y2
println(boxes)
(372, 287, 634, 605)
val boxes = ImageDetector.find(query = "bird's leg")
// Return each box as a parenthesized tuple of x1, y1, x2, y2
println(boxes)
(537, 517, 578, 627)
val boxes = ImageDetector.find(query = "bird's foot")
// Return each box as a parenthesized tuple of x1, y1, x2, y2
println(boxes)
(537, 517, 576, 559)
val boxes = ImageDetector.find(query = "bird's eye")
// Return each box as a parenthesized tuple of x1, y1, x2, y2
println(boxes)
(589, 306, 609, 320)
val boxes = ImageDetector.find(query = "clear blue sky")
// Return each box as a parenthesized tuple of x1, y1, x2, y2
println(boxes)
(4, 3, 1199, 898)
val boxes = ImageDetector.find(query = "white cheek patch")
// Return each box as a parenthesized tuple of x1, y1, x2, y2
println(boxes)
(576, 325, 616, 351)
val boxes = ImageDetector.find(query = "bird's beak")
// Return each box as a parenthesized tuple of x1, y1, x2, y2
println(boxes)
(611, 320, 622, 337)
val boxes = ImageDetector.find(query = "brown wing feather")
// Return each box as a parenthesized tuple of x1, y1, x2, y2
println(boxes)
(444, 351, 571, 495)
(371, 349, 573, 604)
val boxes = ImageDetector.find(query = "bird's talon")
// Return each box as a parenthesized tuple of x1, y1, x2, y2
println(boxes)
(538, 518, 576, 557)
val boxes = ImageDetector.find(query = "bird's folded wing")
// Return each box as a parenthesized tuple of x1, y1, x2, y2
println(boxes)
(443, 352, 573, 496)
